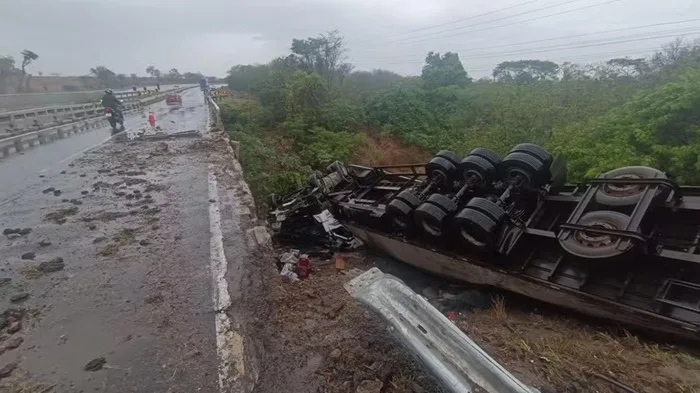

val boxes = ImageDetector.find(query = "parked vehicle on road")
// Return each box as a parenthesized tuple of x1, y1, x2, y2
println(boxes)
(165, 93, 182, 107)
(270, 144, 700, 342)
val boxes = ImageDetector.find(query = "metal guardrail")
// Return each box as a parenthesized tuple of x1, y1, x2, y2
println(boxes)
(345, 268, 540, 393)
(206, 93, 239, 158)
(0, 89, 166, 136)
(0, 87, 190, 158)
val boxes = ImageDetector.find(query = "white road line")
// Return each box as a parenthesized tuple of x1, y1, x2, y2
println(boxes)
(208, 169, 244, 392)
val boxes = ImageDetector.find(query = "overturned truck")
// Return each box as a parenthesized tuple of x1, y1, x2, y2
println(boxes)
(271, 144, 700, 341)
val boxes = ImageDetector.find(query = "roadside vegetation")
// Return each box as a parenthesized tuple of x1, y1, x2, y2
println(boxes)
(219, 31, 700, 205)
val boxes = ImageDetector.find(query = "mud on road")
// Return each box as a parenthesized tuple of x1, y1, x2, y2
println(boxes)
(0, 114, 265, 392)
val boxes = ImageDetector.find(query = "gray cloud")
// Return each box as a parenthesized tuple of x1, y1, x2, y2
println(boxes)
(2, 0, 700, 78)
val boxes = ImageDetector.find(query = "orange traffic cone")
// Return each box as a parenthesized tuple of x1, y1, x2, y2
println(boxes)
(148, 112, 156, 128)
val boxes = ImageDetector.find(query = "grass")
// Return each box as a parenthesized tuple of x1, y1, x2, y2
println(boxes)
(454, 300, 700, 393)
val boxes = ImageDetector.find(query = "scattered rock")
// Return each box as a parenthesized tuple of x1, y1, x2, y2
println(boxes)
(81, 190, 89, 195)
(45, 206, 78, 223)
(38, 257, 65, 273)
(4, 337, 23, 350)
(0, 362, 17, 379)
(18, 228, 32, 235)
(53, 189, 62, 196)
(126, 194, 135, 200)
(330, 348, 342, 359)
(80, 173, 87, 177)
(42, 187, 55, 194)
(88, 224, 97, 230)
(60, 170, 66, 174)
(7, 320, 21, 334)
(10, 293, 29, 303)
(144, 194, 152, 199)
(0, 278, 10, 287)
(115, 191, 126, 197)
(356, 380, 383, 393)
(21, 252, 36, 260)
(93, 237, 108, 244)
(139, 239, 151, 246)
(97, 169, 111, 174)
(151, 225, 160, 230)
(2, 228, 17, 235)
(70, 199, 83, 205)
(39, 240, 52, 247)
(84, 357, 106, 372)
(62, 198, 70, 202)
(209, 199, 216, 203)
(39, 174, 45, 178)
(145, 294, 163, 304)
(126, 171, 146, 176)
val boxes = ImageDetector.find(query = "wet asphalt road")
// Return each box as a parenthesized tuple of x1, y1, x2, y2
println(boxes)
(0, 89, 251, 392)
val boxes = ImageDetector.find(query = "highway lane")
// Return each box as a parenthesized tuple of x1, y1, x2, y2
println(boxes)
(0, 88, 199, 203)
(0, 87, 260, 392)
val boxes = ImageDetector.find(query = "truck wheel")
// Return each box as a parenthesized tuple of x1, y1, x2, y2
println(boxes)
(425, 193, 458, 213)
(459, 155, 495, 187)
(468, 147, 501, 167)
(426, 156, 456, 187)
(594, 166, 667, 207)
(465, 197, 506, 223)
(510, 143, 553, 167)
(435, 150, 461, 168)
(413, 203, 448, 237)
(559, 210, 637, 259)
(499, 152, 547, 188)
(453, 208, 500, 249)
(396, 190, 421, 208)
(385, 198, 414, 230)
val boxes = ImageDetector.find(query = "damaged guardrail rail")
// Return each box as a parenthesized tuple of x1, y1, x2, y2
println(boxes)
(345, 268, 540, 393)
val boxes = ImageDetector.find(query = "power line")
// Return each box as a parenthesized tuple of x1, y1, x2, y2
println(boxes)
(359, 26, 700, 63)
(354, 18, 700, 54)
(352, 32, 700, 65)
(383, 0, 543, 39)
(382, 0, 624, 46)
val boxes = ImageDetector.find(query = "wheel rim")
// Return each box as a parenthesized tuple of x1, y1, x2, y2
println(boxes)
(461, 228, 487, 247)
(505, 168, 531, 187)
(602, 174, 642, 197)
(421, 218, 443, 237)
(393, 214, 409, 229)
(574, 220, 617, 248)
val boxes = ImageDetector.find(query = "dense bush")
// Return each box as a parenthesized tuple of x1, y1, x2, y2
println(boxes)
(221, 32, 700, 207)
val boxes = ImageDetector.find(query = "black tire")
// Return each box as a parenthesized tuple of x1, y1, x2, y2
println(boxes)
(425, 156, 456, 186)
(559, 210, 637, 259)
(594, 166, 667, 207)
(459, 155, 495, 187)
(425, 193, 458, 213)
(308, 173, 320, 188)
(453, 208, 500, 249)
(385, 198, 414, 230)
(469, 148, 501, 167)
(510, 143, 553, 166)
(499, 151, 547, 188)
(435, 150, 461, 168)
(396, 189, 421, 208)
(413, 203, 448, 237)
(465, 197, 506, 223)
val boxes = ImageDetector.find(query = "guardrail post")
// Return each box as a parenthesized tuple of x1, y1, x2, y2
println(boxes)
(32, 118, 41, 130)
(2, 145, 10, 157)
(38, 131, 47, 145)
(13, 138, 23, 153)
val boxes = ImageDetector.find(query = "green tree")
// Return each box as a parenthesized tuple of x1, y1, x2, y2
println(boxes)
(492, 60, 560, 83)
(89, 66, 117, 88)
(283, 71, 329, 126)
(0, 56, 16, 94)
(421, 51, 470, 89)
(18, 49, 39, 92)
(289, 30, 351, 86)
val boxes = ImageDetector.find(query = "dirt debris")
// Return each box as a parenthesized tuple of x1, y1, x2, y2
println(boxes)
(0, 362, 18, 379)
(37, 257, 65, 273)
(44, 207, 78, 224)
(84, 358, 106, 372)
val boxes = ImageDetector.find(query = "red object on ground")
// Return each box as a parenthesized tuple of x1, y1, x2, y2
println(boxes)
(446, 310, 456, 320)
(148, 112, 156, 127)
(297, 255, 311, 279)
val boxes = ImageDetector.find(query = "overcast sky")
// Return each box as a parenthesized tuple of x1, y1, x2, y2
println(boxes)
(2, 0, 700, 78)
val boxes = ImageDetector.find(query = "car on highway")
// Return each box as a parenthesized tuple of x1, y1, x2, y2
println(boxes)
(165, 93, 182, 107)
